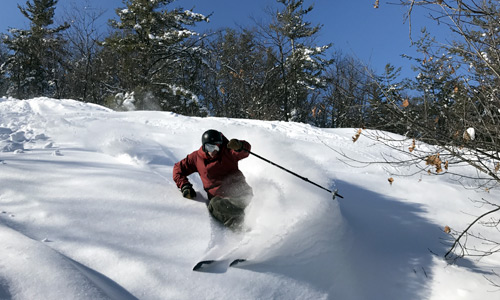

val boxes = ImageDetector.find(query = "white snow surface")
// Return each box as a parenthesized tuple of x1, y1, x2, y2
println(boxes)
(0, 97, 499, 299)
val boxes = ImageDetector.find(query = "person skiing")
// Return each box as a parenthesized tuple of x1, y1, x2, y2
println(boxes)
(173, 129, 253, 229)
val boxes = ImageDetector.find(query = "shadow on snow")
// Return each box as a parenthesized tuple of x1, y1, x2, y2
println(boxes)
(233, 179, 483, 300)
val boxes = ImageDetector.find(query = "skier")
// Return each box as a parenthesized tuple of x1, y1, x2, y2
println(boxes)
(173, 129, 253, 229)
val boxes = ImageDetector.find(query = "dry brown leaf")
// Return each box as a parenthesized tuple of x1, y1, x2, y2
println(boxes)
(463, 131, 471, 142)
(352, 128, 362, 143)
(425, 154, 441, 166)
(408, 139, 416, 152)
(402, 99, 410, 108)
(388, 177, 394, 185)
(426, 154, 443, 173)
(495, 163, 500, 173)
(444, 226, 451, 234)
(445, 160, 449, 170)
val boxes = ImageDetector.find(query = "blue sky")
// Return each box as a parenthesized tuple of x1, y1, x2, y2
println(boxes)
(0, 0, 449, 79)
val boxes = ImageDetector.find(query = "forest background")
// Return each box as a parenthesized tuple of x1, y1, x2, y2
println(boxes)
(0, 0, 475, 128)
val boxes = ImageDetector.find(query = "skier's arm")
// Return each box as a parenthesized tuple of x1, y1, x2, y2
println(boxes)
(173, 152, 198, 189)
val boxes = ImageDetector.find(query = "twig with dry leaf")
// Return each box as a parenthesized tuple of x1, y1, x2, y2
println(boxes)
(352, 128, 362, 143)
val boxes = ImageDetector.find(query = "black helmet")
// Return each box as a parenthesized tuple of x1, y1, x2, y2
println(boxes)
(201, 129, 223, 146)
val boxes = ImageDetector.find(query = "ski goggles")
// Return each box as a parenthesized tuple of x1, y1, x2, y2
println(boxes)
(205, 143, 220, 152)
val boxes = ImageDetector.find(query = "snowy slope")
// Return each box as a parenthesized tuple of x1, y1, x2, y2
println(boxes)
(0, 97, 499, 300)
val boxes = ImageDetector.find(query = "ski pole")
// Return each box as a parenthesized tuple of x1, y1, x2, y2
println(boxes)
(244, 149, 343, 200)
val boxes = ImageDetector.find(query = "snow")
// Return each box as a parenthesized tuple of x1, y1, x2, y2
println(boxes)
(465, 127, 476, 141)
(0, 97, 499, 299)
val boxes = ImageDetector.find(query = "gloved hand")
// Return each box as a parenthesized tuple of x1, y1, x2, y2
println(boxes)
(227, 139, 243, 151)
(181, 183, 196, 199)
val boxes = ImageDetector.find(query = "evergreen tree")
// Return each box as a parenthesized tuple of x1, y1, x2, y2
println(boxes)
(103, 0, 208, 112)
(264, 0, 332, 122)
(0, 43, 8, 96)
(2, 0, 69, 99)
(366, 63, 412, 133)
(390, 30, 468, 144)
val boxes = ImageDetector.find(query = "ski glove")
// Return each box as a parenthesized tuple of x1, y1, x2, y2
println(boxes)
(181, 183, 196, 199)
(227, 139, 243, 151)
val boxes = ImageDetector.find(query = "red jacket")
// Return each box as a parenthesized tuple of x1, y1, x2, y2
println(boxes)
(173, 137, 252, 200)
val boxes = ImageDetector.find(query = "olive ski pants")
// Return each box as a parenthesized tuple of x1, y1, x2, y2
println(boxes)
(207, 196, 246, 229)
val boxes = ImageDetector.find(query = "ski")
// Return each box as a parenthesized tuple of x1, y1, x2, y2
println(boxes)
(193, 260, 216, 271)
(193, 221, 255, 272)
(192, 258, 247, 272)
(229, 259, 246, 267)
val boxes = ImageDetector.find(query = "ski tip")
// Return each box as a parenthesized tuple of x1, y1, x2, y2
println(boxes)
(229, 259, 246, 267)
(193, 260, 215, 271)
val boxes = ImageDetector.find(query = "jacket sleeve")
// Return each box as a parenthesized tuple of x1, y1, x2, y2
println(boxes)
(172, 151, 198, 189)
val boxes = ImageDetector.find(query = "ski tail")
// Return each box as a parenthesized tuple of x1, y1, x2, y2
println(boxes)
(192, 258, 247, 272)
(193, 260, 215, 271)
(229, 259, 246, 267)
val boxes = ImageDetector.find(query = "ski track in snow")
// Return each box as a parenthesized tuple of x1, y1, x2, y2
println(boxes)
(0, 97, 499, 299)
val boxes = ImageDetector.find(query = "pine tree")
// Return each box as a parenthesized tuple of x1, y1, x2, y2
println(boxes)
(2, 0, 69, 99)
(103, 0, 208, 111)
(264, 0, 332, 122)
(0, 43, 8, 96)
(366, 63, 412, 133)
